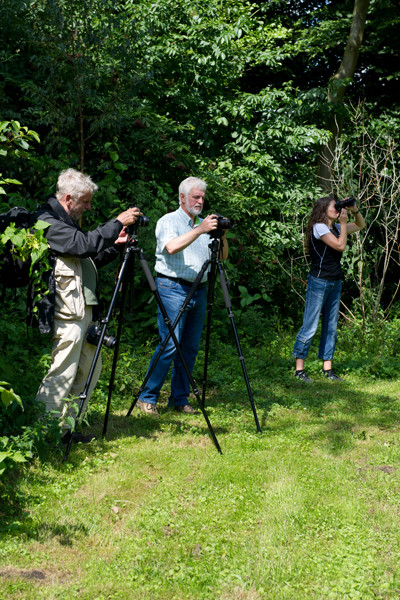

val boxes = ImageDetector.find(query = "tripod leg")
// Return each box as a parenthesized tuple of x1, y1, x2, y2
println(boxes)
(63, 244, 135, 461)
(201, 261, 218, 407)
(217, 261, 262, 433)
(63, 343, 103, 462)
(137, 250, 222, 454)
(102, 251, 133, 436)
(126, 260, 210, 416)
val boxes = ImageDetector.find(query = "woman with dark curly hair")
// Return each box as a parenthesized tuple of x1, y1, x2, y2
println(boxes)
(292, 196, 365, 382)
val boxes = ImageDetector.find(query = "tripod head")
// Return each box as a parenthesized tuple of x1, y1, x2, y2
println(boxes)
(208, 236, 227, 264)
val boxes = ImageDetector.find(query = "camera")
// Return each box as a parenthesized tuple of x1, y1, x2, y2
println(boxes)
(86, 324, 116, 349)
(127, 205, 149, 234)
(209, 214, 235, 239)
(216, 215, 235, 229)
(334, 197, 357, 212)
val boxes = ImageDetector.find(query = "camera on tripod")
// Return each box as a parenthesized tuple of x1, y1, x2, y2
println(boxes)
(209, 214, 235, 239)
(86, 324, 116, 349)
(335, 197, 357, 213)
(127, 206, 150, 235)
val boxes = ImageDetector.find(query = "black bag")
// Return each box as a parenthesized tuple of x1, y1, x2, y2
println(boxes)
(0, 207, 39, 287)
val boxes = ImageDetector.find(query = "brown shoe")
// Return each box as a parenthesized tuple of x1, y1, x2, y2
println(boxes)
(174, 403, 199, 415)
(137, 400, 160, 417)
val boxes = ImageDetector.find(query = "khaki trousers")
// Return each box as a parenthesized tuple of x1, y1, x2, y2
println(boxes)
(36, 307, 102, 425)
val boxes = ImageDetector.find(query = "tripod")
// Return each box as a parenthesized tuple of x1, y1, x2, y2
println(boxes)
(126, 233, 261, 436)
(63, 231, 222, 461)
(202, 234, 261, 432)
(126, 259, 210, 418)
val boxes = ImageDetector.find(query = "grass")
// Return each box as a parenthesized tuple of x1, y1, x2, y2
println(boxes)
(2, 356, 400, 599)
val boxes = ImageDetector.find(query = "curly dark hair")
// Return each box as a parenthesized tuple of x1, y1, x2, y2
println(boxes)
(305, 196, 336, 253)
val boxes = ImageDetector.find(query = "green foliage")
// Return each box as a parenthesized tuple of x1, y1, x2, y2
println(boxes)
(0, 385, 61, 477)
(0, 118, 50, 297)
(0, 304, 62, 478)
(2, 0, 397, 321)
(0, 382, 23, 411)
(0, 0, 332, 315)
(0, 120, 40, 194)
(0, 220, 50, 269)
(0, 436, 30, 476)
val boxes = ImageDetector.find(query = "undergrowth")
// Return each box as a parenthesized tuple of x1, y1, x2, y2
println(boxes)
(1, 300, 400, 480)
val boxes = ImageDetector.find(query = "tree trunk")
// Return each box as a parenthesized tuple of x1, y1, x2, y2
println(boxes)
(69, 0, 85, 173)
(317, 0, 370, 190)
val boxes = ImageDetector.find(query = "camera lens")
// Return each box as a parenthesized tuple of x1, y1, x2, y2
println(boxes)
(138, 215, 150, 227)
(218, 217, 234, 229)
(103, 334, 116, 349)
(86, 325, 116, 349)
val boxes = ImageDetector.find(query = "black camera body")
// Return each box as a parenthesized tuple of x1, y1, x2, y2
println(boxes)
(209, 214, 235, 239)
(127, 206, 150, 235)
(335, 197, 357, 212)
(86, 324, 116, 349)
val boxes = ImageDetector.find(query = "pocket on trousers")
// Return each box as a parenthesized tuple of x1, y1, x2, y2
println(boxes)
(307, 278, 328, 300)
(157, 278, 178, 290)
(296, 333, 309, 344)
(54, 264, 82, 319)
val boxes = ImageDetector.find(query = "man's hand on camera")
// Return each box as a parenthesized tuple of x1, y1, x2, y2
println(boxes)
(116, 206, 140, 226)
(199, 214, 219, 233)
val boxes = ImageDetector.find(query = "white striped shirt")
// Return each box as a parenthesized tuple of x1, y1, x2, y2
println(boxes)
(154, 207, 211, 283)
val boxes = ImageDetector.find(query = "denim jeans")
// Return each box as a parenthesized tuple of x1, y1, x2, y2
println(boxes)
(138, 277, 207, 406)
(292, 274, 342, 361)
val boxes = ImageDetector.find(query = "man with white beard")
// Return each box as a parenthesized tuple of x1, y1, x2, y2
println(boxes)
(136, 176, 228, 417)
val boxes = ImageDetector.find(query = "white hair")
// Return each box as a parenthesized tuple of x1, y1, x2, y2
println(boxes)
(56, 168, 98, 201)
(178, 176, 207, 205)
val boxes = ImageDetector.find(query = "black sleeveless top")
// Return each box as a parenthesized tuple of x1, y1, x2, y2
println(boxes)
(309, 223, 342, 281)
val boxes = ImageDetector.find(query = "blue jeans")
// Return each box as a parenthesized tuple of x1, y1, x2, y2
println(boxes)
(138, 278, 207, 406)
(292, 274, 342, 361)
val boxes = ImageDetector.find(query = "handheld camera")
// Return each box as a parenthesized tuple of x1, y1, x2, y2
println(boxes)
(335, 197, 357, 214)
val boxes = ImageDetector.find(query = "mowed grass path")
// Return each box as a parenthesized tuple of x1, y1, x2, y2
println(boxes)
(1, 373, 400, 599)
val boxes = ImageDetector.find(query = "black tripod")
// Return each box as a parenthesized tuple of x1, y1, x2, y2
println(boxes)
(126, 232, 261, 435)
(63, 230, 221, 461)
(126, 259, 210, 418)
(202, 234, 261, 432)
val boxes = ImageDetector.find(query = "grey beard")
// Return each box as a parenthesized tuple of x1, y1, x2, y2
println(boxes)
(188, 206, 202, 217)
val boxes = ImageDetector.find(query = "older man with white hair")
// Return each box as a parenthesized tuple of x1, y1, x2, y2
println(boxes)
(35, 168, 139, 441)
(136, 176, 228, 417)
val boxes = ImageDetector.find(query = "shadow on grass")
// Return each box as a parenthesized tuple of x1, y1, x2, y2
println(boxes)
(201, 374, 400, 456)
(2, 369, 400, 534)
(0, 518, 89, 546)
(89, 404, 229, 442)
(97, 372, 400, 451)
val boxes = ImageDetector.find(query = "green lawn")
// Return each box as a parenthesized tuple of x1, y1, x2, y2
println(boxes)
(1, 370, 400, 599)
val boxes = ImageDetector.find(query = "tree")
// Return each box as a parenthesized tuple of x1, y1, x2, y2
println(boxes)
(1, 0, 399, 320)
(317, 0, 371, 189)
(330, 105, 400, 327)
